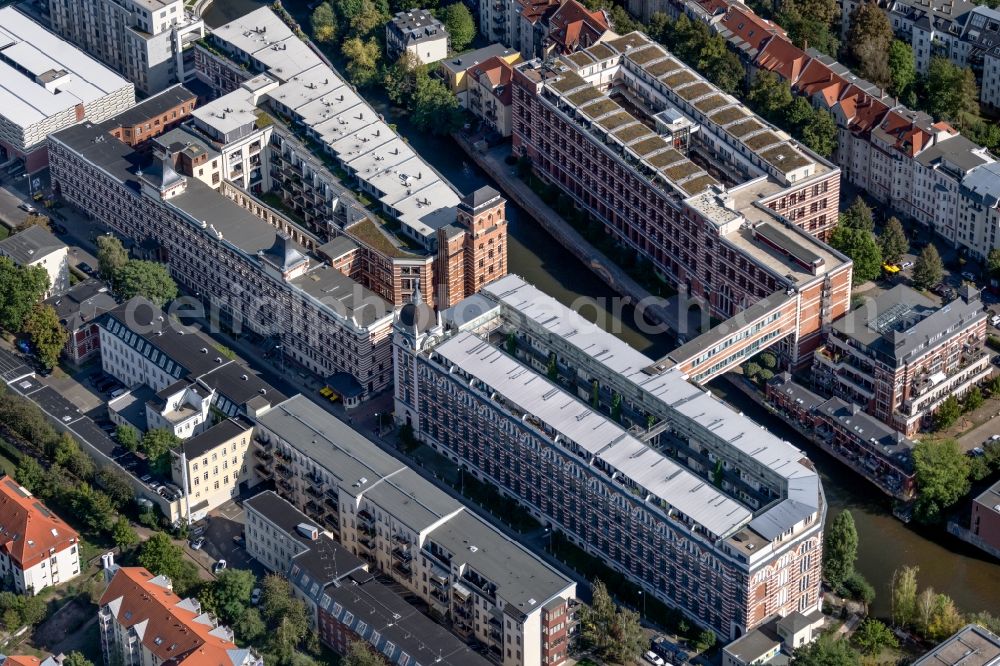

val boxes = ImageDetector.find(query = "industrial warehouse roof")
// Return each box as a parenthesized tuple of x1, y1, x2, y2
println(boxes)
(209, 7, 461, 242)
(434, 330, 754, 538)
(480, 275, 821, 539)
(0, 8, 132, 131)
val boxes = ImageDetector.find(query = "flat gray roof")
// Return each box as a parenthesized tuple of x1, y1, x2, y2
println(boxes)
(0, 225, 66, 265)
(481, 275, 820, 538)
(434, 330, 753, 538)
(912, 624, 1000, 666)
(439, 44, 520, 73)
(426, 510, 574, 615)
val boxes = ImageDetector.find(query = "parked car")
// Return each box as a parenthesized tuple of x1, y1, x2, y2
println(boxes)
(189, 536, 205, 550)
(901, 261, 914, 269)
(644, 651, 667, 666)
(212, 559, 227, 574)
(79, 263, 95, 276)
(991, 314, 1000, 327)
(962, 271, 977, 282)
(17, 202, 36, 213)
(251, 588, 262, 605)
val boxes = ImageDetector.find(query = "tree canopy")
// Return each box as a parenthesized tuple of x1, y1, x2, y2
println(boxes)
(441, 2, 476, 51)
(912, 438, 971, 524)
(830, 226, 882, 283)
(880, 217, 909, 264)
(141, 428, 181, 475)
(116, 260, 178, 307)
(578, 579, 645, 665)
(341, 641, 384, 666)
(778, 0, 840, 55)
(846, 2, 893, 88)
(138, 533, 201, 595)
(925, 57, 980, 129)
(411, 72, 465, 134)
(23, 303, 67, 370)
(825, 510, 858, 589)
(852, 618, 898, 656)
(342, 37, 381, 86)
(888, 40, 916, 103)
(912, 244, 944, 290)
(790, 634, 860, 666)
(96, 235, 129, 281)
(201, 568, 256, 625)
(310, 2, 337, 42)
(842, 197, 874, 231)
(0, 258, 49, 333)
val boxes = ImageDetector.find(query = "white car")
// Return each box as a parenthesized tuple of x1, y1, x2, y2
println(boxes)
(644, 651, 667, 666)
(991, 315, 1000, 327)
(212, 559, 227, 574)
(901, 261, 914, 269)
(251, 587, 262, 605)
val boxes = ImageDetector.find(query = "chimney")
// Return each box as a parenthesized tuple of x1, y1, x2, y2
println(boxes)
(101, 552, 119, 581)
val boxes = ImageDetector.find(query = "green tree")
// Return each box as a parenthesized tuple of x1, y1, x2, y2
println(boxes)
(842, 197, 875, 231)
(779, 0, 839, 55)
(925, 57, 980, 128)
(97, 468, 135, 509)
(830, 226, 882, 283)
(236, 607, 267, 643)
(341, 641, 384, 666)
(15, 457, 45, 494)
(748, 71, 794, 123)
(412, 72, 464, 134)
(342, 37, 381, 86)
(698, 34, 743, 94)
(913, 438, 971, 523)
(0, 259, 49, 332)
(790, 634, 860, 666)
(844, 571, 876, 606)
(383, 52, 423, 106)
(647, 11, 672, 43)
(891, 566, 919, 628)
(888, 40, 916, 101)
(138, 532, 200, 595)
(880, 217, 909, 264)
(116, 424, 141, 452)
(96, 235, 129, 283)
(852, 619, 899, 656)
(824, 510, 858, 589)
(72, 484, 116, 532)
(23, 303, 67, 370)
(310, 2, 337, 42)
(989, 248, 1000, 278)
(141, 428, 181, 475)
(964, 386, 984, 412)
(348, 0, 386, 37)
(117, 260, 178, 307)
(578, 580, 644, 664)
(800, 108, 837, 157)
(912, 244, 944, 290)
(695, 629, 717, 652)
(846, 1, 893, 88)
(62, 653, 94, 666)
(112, 516, 139, 550)
(442, 2, 476, 51)
(922, 590, 964, 640)
(202, 569, 256, 625)
(53, 432, 95, 480)
(934, 395, 962, 430)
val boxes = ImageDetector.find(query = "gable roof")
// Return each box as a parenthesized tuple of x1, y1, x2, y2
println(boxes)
(0, 225, 65, 266)
(547, 0, 610, 54)
(100, 567, 251, 666)
(0, 476, 78, 570)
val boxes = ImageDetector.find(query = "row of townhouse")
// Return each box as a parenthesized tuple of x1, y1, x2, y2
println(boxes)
(838, 0, 1000, 110)
(394, 273, 827, 641)
(249, 394, 578, 666)
(244, 490, 495, 665)
(479, 0, 613, 59)
(688, 0, 1000, 260)
(191, 8, 509, 309)
(512, 32, 853, 378)
(48, 114, 398, 398)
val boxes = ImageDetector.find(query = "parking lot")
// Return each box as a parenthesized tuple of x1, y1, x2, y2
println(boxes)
(193, 499, 268, 579)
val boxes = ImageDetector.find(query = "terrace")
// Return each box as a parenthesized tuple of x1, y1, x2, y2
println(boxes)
(745, 131, 782, 151)
(759, 144, 813, 172)
(580, 98, 621, 119)
(629, 45, 664, 66)
(727, 119, 766, 138)
(694, 95, 729, 113)
(594, 111, 635, 131)
(613, 123, 654, 144)
(710, 106, 750, 126)
(645, 58, 682, 78)
(676, 82, 713, 101)
(663, 70, 697, 88)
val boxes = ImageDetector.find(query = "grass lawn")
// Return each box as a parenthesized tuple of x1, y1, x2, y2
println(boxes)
(0, 226, 9, 240)
(0, 438, 21, 476)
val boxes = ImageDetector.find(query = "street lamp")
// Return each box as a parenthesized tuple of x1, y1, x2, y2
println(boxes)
(638, 590, 645, 620)
(543, 527, 552, 552)
(375, 412, 380, 436)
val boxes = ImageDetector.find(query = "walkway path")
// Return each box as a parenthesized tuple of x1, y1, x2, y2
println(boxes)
(454, 134, 674, 329)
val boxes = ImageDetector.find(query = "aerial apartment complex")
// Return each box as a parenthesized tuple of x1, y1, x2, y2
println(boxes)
(480, 0, 612, 59)
(245, 491, 494, 666)
(394, 274, 826, 640)
(99, 562, 262, 666)
(513, 33, 852, 377)
(0, 7, 134, 173)
(46, 0, 205, 94)
(251, 394, 578, 666)
(675, 0, 1000, 261)
(193, 8, 508, 308)
(0, 476, 81, 595)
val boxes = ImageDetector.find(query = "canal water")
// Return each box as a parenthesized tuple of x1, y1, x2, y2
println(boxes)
(203, 1, 1000, 618)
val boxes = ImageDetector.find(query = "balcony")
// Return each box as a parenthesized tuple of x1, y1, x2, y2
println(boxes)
(305, 501, 323, 520)
(305, 485, 322, 499)
(324, 497, 339, 513)
(358, 535, 374, 550)
(358, 509, 374, 524)
(254, 464, 272, 479)
(275, 449, 291, 463)
(277, 478, 293, 493)
(392, 547, 412, 562)
(253, 448, 272, 463)
(392, 560, 412, 577)
(430, 586, 449, 604)
(325, 488, 339, 501)
(276, 464, 292, 479)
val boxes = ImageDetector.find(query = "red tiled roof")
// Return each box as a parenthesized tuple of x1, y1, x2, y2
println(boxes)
(0, 477, 78, 570)
(518, 0, 560, 24)
(5, 656, 45, 666)
(697, 0, 730, 15)
(470, 56, 515, 105)
(719, 5, 785, 51)
(754, 37, 808, 82)
(100, 567, 244, 666)
(793, 59, 847, 108)
(547, 0, 610, 54)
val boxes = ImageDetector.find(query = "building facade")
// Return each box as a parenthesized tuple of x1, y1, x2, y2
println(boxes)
(45, 279, 117, 365)
(0, 226, 70, 298)
(968, 479, 1000, 559)
(251, 395, 578, 666)
(98, 563, 262, 666)
(395, 274, 826, 640)
(0, 7, 134, 173)
(0, 476, 81, 595)
(462, 56, 517, 137)
(513, 34, 852, 376)
(46, 0, 204, 94)
(386, 10, 449, 64)
(812, 284, 989, 436)
(171, 418, 256, 520)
